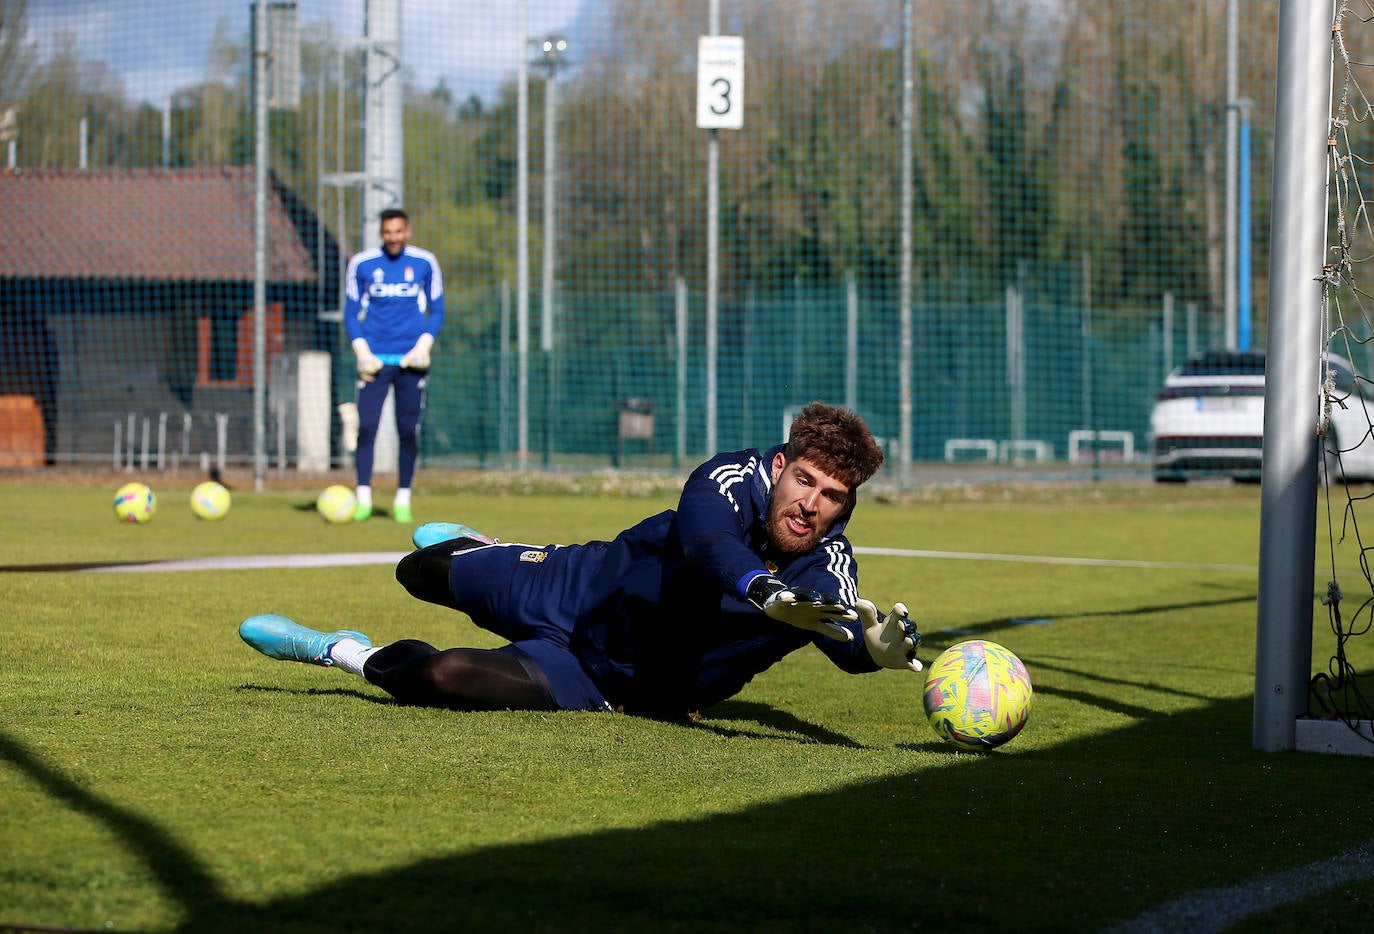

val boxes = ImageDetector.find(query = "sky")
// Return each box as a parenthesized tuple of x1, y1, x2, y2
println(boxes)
(25, 0, 590, 106)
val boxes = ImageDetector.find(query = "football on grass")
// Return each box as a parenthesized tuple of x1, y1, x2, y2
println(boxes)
(113, 482, 157, 524)
(190, 481, 231, 520)
(316, 485, 356, 523)
(923, 640, 1032, 751)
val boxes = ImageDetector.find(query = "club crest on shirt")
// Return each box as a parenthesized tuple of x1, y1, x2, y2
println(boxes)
(519, 549, 548, 564)
(405, 266, 415, 281)
(765, 560, 778, 573)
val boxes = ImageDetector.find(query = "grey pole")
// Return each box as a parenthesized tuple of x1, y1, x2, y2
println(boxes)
(1254, 0, 1330, 752)
(543, 56, 557, 355)
(252, 0, 268, 490)
(361, 0, 402, 244)
(517, 0, 530, 469)
(1082, 253, 1097, 478)
(705, 0, 720, 457)
(353, 0, 402, 476)
(537, 36, 567, 466)
(676, 276, 688, 468)
(845, 270, 858, 412)
(500, 280, 511, 459)
(1162, 291, 1175, 379)
(1007, 285, 1024, 446)
(161, 100, 170, 167)
(898, 0, 914, 487)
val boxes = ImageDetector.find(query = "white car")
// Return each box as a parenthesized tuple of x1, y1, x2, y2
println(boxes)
(1149, 350, 1374, 482)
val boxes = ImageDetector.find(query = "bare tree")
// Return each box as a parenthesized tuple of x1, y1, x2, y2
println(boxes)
(177, 18, 245, 167)
(0, 0, 31, 99)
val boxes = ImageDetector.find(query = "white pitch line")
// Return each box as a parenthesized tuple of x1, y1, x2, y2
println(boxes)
(853, 545, 1256, 574)
(81, 552, 408, 573)
(1102, 837, 1374, 934)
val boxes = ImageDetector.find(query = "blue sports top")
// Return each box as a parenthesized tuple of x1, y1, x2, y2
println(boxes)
(343, 245, 446, 357)
(482, 444, 880, 716)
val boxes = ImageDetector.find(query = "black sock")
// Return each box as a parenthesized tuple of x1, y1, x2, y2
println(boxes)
(365, 640, 556, 711)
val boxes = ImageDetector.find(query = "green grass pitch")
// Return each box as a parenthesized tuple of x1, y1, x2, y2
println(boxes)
(1, 473, 1372, 932)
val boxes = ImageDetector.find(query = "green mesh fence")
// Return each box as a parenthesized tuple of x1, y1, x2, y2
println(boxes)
(0, 0, 1277, 481)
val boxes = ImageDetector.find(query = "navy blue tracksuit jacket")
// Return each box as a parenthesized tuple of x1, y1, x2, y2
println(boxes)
(455, 444, 880, 716)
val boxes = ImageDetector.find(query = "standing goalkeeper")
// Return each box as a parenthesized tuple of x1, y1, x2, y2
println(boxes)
(342, 208, 445, 524)
(240, 402, 922, 717)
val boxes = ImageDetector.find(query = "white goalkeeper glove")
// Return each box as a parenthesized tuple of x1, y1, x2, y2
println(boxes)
(856, 598, 923, 672)
(352, 338, 383, 381)
(746, 574, 856, 642)
(401, 333, 435, 370)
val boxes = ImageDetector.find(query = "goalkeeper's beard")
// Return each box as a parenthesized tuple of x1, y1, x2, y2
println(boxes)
(765, 498, 825, 555)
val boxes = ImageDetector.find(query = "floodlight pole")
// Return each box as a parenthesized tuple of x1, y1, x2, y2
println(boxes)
(361, 0, 403, 245)
(534, 35, 568, 466)
(252, 0, 269, 491)
(705, 0, 721, 457)
(1254, 0, 1330, 752)
(517, 0, 530, 470)
(898, 0, 914, 488)
(695, 14, 743, 458)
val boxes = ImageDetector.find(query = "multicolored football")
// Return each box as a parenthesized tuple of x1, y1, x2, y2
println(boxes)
(190, 481, 231, 520)
(316, 484, 357, 523)
(923, 640, 1032, 751)
(113, 482, 157, 524)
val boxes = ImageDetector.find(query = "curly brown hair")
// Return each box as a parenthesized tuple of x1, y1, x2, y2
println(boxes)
(783, 401, 884, 490)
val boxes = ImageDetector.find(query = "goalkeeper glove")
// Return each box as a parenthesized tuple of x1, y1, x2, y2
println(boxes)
(856, 599, 923, 672)
(746, 574, 856, 642)
(352, 338, 383, 381)
(401, 333, 435, 371)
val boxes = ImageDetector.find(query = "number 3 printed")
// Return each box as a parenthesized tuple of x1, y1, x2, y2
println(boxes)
(710, 77, 733, 116)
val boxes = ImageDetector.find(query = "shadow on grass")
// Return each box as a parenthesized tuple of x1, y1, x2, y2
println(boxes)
(4, 688, 1373, 934)
(229, 686, 870, 748)
(0, 560, 172, 573)
(690, 699, 870, 748)
(234, 683, 400, 706)
(0, 731, 227, 915)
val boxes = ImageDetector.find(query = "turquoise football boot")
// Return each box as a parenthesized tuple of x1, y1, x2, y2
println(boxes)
(238, 614, 371, 667)
(411, 521, 495, 550)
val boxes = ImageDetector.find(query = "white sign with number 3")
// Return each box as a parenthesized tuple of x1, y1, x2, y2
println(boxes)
(697, 35, 745, 130)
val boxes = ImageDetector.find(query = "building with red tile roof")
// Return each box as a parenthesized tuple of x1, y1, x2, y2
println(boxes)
(0, 167, 342, 466)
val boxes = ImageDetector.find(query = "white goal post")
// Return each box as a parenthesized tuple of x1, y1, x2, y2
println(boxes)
(1254, 0, 1369, 755)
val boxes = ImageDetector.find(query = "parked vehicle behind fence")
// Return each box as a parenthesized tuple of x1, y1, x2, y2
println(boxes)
(1149, 350, 1374, 483)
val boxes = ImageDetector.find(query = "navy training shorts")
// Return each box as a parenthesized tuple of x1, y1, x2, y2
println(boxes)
(450, 542, 614, 713)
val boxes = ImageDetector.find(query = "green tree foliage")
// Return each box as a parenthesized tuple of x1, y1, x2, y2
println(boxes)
(9, 0, 1282, 335)
(982, 50, 1050, 274)
(912, 57, 978, 290)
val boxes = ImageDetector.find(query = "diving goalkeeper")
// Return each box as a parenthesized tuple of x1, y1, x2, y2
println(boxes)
(239, 402, 922, 718)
